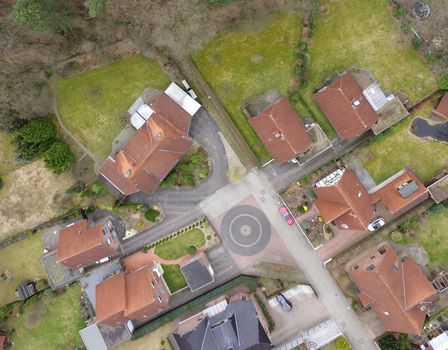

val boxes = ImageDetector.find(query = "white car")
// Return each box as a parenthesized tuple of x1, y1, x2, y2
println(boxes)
(367, 217, 385, 232)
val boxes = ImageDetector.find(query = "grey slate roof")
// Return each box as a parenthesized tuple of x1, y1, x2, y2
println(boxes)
(180, 257, 214, 292)
(172, 300, 272, 350)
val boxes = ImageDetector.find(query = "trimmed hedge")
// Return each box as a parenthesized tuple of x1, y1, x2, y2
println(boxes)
(145, 208, 160, 222)
(132, 276, 258, 340)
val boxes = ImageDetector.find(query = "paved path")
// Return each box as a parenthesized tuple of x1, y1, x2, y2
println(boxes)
(200, 172, 379, 350)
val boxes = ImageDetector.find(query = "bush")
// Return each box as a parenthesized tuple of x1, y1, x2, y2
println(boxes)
(145, 208, 160, 222)
(90, 181, 108, 197)
(35, 278, 48, 290)
(401, 23, 411, 34)
(429, 203, 445, 215)
(208, 0, 233, 4)
(394, 6, 406, 18)
(440, 74, 448, 91)
(187, 245, 197, 255)
(289, 90, 300, 102)
(335, 336, 352, 350)
(254, 294, 276, 332)
(0, 176, 3, 190)
(390, 231, 403, 242)
(412, 38, 423, 50)
(15, 119, 56, 160)
(43, 141, 75, 174)
(84, 0, 105, 17)
(378, 334, 401, 350)
(298, 205, 306, 214)
(398, 219, 414, 232)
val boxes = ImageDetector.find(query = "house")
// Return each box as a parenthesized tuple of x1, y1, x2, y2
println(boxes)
(370, 169, 428, 217)
(100, 83, 199, 196)
(349, 244, 437, 335)
(313, 168, 374, 230)
(313, 168, 428, 231)
(171, 294, 272, 350)
(56, 218, 120, 270)
(16, 281, 37, 300)
(432, 93, 448, 121)
(95, 261, 169, 326)
(313, 71, 379, 140)
(248, 96, 313, 163)
(0, 331, 7, 350)
(421, 329, 448, 350)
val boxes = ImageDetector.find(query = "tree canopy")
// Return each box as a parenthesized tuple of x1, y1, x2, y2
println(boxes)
(43, 141, 75, 174)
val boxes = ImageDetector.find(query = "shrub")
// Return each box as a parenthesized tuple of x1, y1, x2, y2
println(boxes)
(412, 38, 423, 50)
(289, 90, 300, 102)
(43, 141, 75, 174)
(207, 235, 212, 240)
(440, 74, 448, 91)
(0, 176, 3, 190)
(394, 6, 406, 18)
(15, 119, 56, 160)
(254, 294, 276, 332)
(187, 245, 197, 255)
(208, 0, 233, 4)
(35, 278, 48, 290)
(390, 231, 403, 242)
(0, 303, 15, 320)
(429, 203, 445, 215)
(84, 0, 105, 17)
(378, 334, 401, 350)
(90, 181, 108, 196)
(398, 219, 414, 232)
(401, 23, 411, 34)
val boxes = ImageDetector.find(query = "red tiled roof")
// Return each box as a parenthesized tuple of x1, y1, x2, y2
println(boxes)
(95, 255, 170, 326)
(314, 169, 374, 230)
(100, 92, 193, 196)
(313, 72, 378, 140)
(0, 335, 6, 350)
(349, 244, 437, 335)
(370, 169, 427, 215)
(432, 93, 448, 121)
(56, 219, 118, 269)
(249, 97, 312, 163)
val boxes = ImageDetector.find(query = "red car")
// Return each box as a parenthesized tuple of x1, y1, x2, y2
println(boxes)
(279, 206, 294, 225)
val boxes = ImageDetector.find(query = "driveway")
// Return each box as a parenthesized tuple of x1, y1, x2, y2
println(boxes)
(266, 285, 330, 345)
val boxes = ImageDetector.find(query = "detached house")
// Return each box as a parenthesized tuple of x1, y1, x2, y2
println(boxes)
(248, 96, 313, 164)
(349, 244, 437, 335)
(313, 168, 428, 231)
(56, 218, 120, 270)
(100, 83, 201, 196)
(95, 260, 169, 326)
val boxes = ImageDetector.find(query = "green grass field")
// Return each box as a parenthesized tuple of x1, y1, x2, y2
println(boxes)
(302, 0, 437, 137)
(413, 207, 448, 270)
(4, 286, 84, 350)
(155, 228, 205, 260)
(56, 54, 170, 159)
(0, 234, 45, 307)
(349, 104, 448, 183)
(161, 264, 187, 293)
(0, 132, 16, 174)
(193, 13, 302, 161)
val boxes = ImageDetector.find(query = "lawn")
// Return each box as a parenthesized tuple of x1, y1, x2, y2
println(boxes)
(412, 207, 448, 270)
(155, 228, 205, 260)
(115, 321, 175, 350)
(347, 105, 448, 183)
(161, 264, 187, 293)
(0, 159, 76, 241)
(0, 234, 45, 307)
(56, 54, 170, 159)
(302, 0, 437, 137)
(3, 286, 84, 350)
(193, 12, 302, 161)
(0, 132, 16, 174)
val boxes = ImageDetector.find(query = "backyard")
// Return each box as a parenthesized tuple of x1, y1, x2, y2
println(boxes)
(346, 104, 448, 183)
(161, 264, 187, 293)
(0, 234, 45, 307)
(193, 12, 302, 161)
(301, 0, 438, 137)
(0, 159, 77, 241)
(1, 286, 84, 350)
(56, 54, 170, 159)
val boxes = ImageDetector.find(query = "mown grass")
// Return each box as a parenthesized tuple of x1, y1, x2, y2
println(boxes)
(161, 264, 187, 293)
(0, 132, 16, 174)
(155, 228, 205, 260)
(0, 234, 45, 307)
(413, 207, 448, 270)
(193, 12, 302, 161)
(302, 0, 437, 137)
(4, 286, 84, 350)
(56, 54, 170, 159)
(348, 105, 448, 183)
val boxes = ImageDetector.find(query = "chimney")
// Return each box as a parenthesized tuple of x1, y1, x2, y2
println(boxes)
(80, 208, 88, 220)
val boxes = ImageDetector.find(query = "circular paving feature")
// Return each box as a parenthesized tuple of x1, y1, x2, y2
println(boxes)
(220, 205, 271, 256)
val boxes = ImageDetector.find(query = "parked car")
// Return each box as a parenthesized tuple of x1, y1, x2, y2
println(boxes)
(367, 217, 385, 232)
(276, 293, 293, 311)
(279, 206, 294, 225)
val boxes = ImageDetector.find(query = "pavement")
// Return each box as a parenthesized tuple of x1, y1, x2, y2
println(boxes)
(200, 171, 379, 350)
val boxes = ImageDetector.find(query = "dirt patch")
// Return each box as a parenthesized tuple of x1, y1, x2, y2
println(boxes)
(0, 160, 76, 241)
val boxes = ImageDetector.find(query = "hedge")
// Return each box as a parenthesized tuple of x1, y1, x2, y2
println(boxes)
(132, 275, 258, 340)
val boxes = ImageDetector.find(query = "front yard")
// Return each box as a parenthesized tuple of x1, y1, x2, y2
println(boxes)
(193, 12, 302, 161)
(0, 159, 77, 241)
(302, 0, 438, 137)
(346, 104, 448, 183)
(0, 234, 45, 307)
(1, 286, 84, 350)
(154, 228, 206, 260)
(56, 54, 170, 159)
